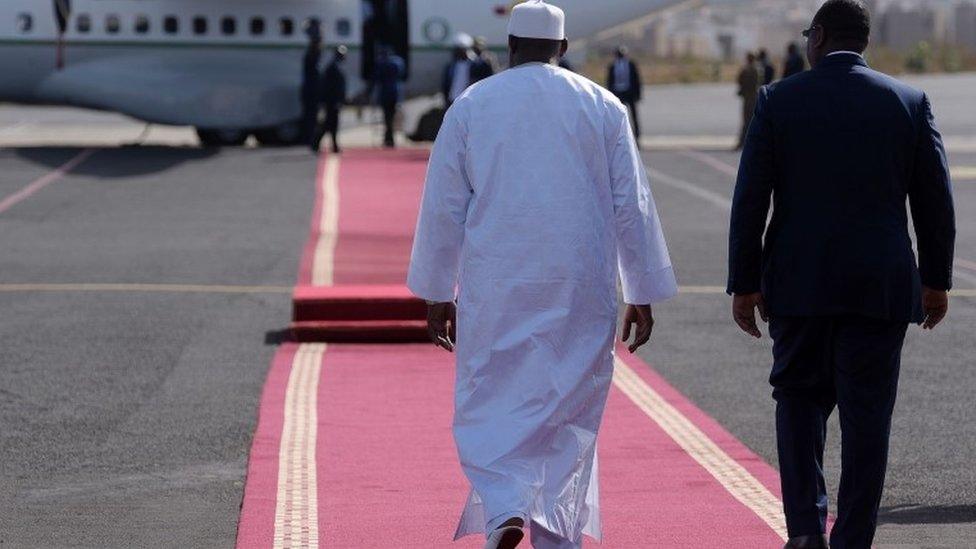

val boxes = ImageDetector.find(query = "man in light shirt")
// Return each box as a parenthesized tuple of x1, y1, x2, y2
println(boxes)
(442, 33, 475, 108)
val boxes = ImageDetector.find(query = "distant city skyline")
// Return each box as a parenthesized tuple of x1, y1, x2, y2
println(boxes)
(592, 0, 976, 60)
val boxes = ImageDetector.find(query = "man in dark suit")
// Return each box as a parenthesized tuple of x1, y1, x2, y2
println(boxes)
(758, 48, 776, 85)
(606, 46, 642, 140)
(313, 45, 348, 154)
(727, 2, 955, 548)
(782, 42, 806, 79)
(300, 23, 323, 145)
(370, 45, 406, 148)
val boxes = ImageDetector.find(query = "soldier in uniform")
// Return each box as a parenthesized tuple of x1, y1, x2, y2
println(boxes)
(735, 52, 761, 151)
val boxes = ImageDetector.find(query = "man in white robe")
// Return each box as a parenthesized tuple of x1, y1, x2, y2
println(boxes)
(407, 2, 677, 547)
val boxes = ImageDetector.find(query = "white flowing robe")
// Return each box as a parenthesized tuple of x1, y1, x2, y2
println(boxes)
(407, 62, 677, 542)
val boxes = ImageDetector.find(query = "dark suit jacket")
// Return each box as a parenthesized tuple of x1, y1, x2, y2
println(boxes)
(319, 61, 347, 106)
(728, 53, 955, 322)
(606, 60, 642, 103)
(782, 53, 805, 79)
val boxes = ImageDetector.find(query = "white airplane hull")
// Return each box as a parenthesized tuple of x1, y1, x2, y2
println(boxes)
(0, 0, 683, 136)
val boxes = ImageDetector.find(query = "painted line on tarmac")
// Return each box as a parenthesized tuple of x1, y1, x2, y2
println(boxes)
(0, 283, 291, 294)
(953, 166, 976, 180)
(272, 343, 324, 549)
(311, 154, 341, 287)
(954, 260, 976, 287)
(613, 354, 789, 541)
(653, 159, 976, 297)
(678, 149, 739, 178)
(0, 122, 27, 136)
(0, 149, 94, 215)
(681, 149, 976, 184)
(0, 283, 731, 296)
(953, 267, 976, 287)
(647, 165, 733, 211)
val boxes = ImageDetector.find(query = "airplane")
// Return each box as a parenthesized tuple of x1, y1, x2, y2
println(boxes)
(0, 0, 685, 146)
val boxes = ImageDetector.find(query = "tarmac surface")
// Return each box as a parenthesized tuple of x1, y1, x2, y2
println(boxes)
(1, 73, 975, 548)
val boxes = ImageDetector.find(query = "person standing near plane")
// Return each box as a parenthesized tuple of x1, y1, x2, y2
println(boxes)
(313, 45, 348, 154)
(408, 2, 677, 548)
(606, 46, 642, 140)
(301, 23, 323, 146)
(782, 42, 806, 78)
(442, 33, 476, 108)
(371, 45, 406, 148)
(757, 48, 775, 85)
(728, 2, 955, 547)
(471, 36, 499, 83)
(735, 51, 760, 150)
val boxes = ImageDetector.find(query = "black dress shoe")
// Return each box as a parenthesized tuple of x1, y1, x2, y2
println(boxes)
(783, 534, 829, 548)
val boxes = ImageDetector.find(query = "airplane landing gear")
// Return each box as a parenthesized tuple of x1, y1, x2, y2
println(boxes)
(253, 121, 302, 146)
(196, 128, 248, 147)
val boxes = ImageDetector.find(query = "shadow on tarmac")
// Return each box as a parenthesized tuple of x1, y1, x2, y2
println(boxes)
(13, 145, 218, 178)
(878, 503, 976, 525)
(264, 329, 294, 346)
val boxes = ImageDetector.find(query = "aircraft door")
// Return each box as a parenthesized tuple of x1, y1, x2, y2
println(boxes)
(360, 0, 410, 81)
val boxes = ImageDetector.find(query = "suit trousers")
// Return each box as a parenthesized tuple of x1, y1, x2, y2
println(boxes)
(312, 104, 341, 151)
(769, 316, 908, 549)
(381, 100, 398, 146)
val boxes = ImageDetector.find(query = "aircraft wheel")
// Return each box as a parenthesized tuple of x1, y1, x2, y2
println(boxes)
(196, 128, 248, 147)
(253, 121, 303, 146)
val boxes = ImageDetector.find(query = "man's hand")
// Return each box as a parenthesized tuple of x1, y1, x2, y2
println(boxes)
(427, 301, 457, 352)
(621, 304, 654, 354)
(921, 286, 949, 330)
(732, 292, 767, 338)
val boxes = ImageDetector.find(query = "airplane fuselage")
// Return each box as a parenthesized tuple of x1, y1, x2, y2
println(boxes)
(0, 0, 682, 140)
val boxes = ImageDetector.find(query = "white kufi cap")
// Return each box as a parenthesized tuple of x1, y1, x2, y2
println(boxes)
(454, 32, 474, 49)
(507, 0, 565, 41)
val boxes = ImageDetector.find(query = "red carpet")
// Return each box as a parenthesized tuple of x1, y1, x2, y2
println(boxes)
(238, 149, 788, 548)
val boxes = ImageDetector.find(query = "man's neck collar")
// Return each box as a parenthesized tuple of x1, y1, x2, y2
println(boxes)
(826, 50, 864, 58)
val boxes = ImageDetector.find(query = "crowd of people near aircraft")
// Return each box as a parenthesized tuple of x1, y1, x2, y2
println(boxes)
(299, 21, 813, 153)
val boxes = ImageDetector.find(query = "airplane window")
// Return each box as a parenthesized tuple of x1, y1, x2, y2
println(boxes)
(106, 15, 120, 34)
(164, 15, 178, 35)
(221, 16, 236, 35)
(193, 16, 207, 35)
(336, 18, 351, 37)
(16, 13, 32, 33)
(279, 17, 294, 36)
(76, 14, 91, 33)
(304, 17, 321, 35)
(251, 17, 265, 35)
(135, 15, 150, 34)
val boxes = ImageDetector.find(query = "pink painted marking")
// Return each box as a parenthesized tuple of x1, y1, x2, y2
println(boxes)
(615, 346, 784, 499)
(240, 148, 792, 547)
(332, 149, 428, 285)
(0, 149, 94, 215)
(236, 344, 299, 548)
(297, 152, 329, 286)
(311, 342, 784, 547)
(315, 344, 479, 547)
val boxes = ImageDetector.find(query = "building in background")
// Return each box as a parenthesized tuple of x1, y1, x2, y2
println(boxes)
(956, 1, 976, 51)
(591, 0, 976, 60)
(877, 2, 947, 52)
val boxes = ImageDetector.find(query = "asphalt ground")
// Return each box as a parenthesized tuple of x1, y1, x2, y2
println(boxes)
(1, 94, 975, 547)
(0, 145, 315, 548)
